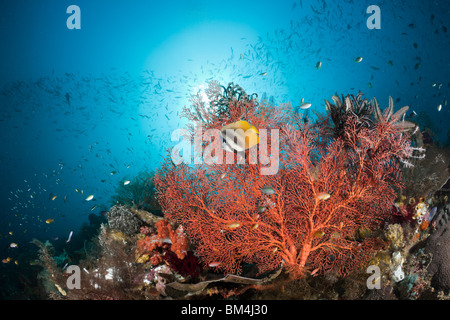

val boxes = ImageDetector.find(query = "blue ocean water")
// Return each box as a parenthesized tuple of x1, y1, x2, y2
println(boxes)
(0, 0, 449, 299)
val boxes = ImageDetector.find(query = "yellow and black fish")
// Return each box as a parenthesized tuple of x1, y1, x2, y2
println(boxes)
(220, 120, 259, 152)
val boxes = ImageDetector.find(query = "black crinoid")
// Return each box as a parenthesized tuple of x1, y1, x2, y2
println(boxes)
(324, 93, 417, 136)
(211, 82, 259, 118)
(324, 92, 373, 138)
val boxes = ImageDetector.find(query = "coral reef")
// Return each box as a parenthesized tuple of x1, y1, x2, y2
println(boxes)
(32, 208, 201, 300)
(31, 239, 69, 298)
(30, 81, 449, 300)
(357, 215, 436, 300)
(401, 140, 450, 199)
(155, 81, 416, 279)
(106, 205, 143, 236)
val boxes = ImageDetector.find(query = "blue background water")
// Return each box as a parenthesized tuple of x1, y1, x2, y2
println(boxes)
(0, 0, 448, 271)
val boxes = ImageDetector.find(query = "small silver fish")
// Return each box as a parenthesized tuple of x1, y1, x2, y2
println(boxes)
(261, 186, 276, 195)
(66, 230, 73, 243)
(299, 102, 312, 110)
(209, 262, 221, 267)
(226, 222, 241, 229)
(315, 192, 331, 200)
(355, 57, 363, 63)
(257, 205, 266, 213)
(408, 110, 417, 118)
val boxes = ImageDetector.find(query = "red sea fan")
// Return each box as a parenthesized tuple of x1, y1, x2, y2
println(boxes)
(155, 85, 414, 279)
(278, 117, 407, 277)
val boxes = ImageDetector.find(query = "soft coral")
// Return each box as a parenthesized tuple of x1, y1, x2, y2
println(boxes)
(137, 219, 189, 260)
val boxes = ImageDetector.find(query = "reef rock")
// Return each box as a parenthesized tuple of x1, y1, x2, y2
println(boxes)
(130, 207, 164, 225)
(424, 204, 450, 293)
(106, 205, 143, 236)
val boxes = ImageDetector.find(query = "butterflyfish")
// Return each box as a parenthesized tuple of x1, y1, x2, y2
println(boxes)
(220, 120, 259, 153)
